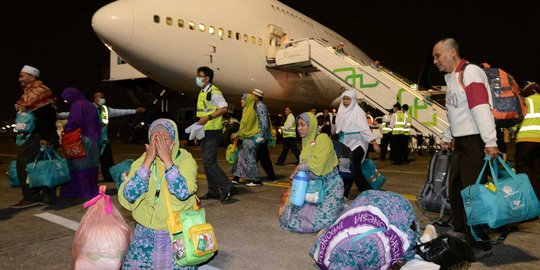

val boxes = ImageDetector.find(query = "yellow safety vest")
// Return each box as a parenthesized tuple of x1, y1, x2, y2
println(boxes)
(381, 115, 392, 134)
(196, 85, 223, 131)
(392, 112, 406, 135)
(283, 113, 296, 138)
(517, 94, 540, 141)
(403, 112, 411, 136)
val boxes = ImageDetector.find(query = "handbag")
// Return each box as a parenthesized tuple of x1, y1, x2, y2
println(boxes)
(26, 146, 71, 188)
(7, 160, 20, 187)
(62, 128, 87, 159)
(461, 155, 540, 241)
(268, 118, 277, 148)
(14, 111, 35, 133)
(361, 158, 386, 190)
(164, 182, 218, 266)
(416, 234, 475, 269)
(226, 139, 238, 164)
(109, 159, 134, 189)
(305, 177, 325, 204)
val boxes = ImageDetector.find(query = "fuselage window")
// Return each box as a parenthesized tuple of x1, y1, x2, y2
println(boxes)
(251, 36, 256, 44)
(188, 21, 195, 30)
(153, 15, 160, 23)
(243, 34, 249, 43)
(236, 32, 241, 40)
(209, 26, 215, 34)
(166, 17, 173, 26)
(228, 30, 232, 39)
(199, 23, 206, 32)
(258, 38, 263, 46)
(218, 28, 224, 37)
(178, 19, 184, 28)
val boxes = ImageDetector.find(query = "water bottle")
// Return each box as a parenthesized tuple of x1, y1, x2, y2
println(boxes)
(289, 170, 308, 206)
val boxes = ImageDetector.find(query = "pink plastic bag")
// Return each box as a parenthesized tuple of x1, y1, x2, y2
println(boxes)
(72, 185, 131, 270)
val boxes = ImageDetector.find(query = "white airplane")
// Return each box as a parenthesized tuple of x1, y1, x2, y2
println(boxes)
(92, 0, 448, 137)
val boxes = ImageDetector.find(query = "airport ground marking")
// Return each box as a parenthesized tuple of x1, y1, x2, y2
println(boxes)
(34, 212, 80, 231)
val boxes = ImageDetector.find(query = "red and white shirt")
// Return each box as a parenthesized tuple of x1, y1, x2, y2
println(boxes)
(442, 59, 497, 147)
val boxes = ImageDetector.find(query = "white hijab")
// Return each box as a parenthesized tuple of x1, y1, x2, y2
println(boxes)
(335, 89, 368, 133)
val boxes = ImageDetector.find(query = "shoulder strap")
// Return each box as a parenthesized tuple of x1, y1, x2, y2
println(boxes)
(457, 62, 472, 90)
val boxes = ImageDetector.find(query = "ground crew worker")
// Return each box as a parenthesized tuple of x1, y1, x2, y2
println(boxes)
(379, 109, 393, 161)
(276, 106, 300, 165)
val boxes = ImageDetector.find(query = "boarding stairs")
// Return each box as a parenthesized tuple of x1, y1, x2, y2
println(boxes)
(271, 38, 448, 139)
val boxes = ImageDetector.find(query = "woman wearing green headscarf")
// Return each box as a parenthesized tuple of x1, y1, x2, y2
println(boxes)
(279, 112, 344, 233)
(231, 93, 262, 186)
(119, 118, 199, 269)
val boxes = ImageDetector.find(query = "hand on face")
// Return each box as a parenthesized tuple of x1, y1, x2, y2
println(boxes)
(154, 131, 174, 165)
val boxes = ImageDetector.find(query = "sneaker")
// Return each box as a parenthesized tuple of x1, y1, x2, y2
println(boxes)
(420, 224, 438, 243)
(231, 179, 240, 185)
(263, 179, 278, 184)
(246, 182, 262, 187)
(472, 247, 493, 261)
(10, 200, 44, 209)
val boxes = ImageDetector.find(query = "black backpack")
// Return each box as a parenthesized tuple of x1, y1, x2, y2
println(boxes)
(417, 150, 452, 224)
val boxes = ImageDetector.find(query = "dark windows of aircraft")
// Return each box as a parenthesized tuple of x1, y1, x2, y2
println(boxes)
(178, 19, 184, 28)
(243, 34, 249, 43)
(153, 15, 160, 23)
(228, 30, 232, 39)
(188, 21, 195, 30)
(258, 38, 263, 46)
(236, 32, 241, 40)
(251, 36, 256, 44)
(166, 17, 173, 26)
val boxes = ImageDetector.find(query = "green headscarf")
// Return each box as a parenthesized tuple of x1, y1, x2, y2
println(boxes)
(297, 112, 339, 176)
(118, 118, 199, 230)
(236, 93, 260, 139)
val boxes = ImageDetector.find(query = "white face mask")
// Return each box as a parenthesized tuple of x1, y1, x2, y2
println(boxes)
(196, 77, 205, 88)
(98, 98, 106, 106)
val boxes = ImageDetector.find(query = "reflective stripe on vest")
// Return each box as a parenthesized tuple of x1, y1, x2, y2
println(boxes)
(196, 85, 223, 130)
(403, 114, 411, 135)
(283, 113, 296, 138)
(392, 112, 405, 135)
(517, 94, 540, 139)
(382, 123, 392, 134)
(99, 105, 109, 126)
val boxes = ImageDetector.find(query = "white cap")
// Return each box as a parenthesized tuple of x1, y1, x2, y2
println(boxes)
(21, 65, 40, 77)
(252, 88, 264, 97)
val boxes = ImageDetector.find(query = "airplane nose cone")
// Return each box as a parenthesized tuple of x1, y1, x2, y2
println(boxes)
(92, 1, 133, 50)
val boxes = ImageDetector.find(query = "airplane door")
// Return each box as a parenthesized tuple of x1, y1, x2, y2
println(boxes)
(266, 24, 285, 64)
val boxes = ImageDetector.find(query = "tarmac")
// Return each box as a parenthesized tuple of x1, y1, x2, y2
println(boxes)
(0, 134, 539, 270)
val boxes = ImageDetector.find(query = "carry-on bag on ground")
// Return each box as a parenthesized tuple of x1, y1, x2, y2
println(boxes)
(417, 150, 452, 223)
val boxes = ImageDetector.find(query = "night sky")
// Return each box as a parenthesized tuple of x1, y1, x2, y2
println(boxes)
(2, 0, 539, 124)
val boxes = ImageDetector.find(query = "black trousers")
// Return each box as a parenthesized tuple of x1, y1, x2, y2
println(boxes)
(380, 133, 391, 160)
(277, 137, 300, 165)
(343, 146, 371, 198)
(257, 142, 276, 180)
(515, 141, 540, 199)
(99, 142, 115, 181)
(448, 134, 491, 250)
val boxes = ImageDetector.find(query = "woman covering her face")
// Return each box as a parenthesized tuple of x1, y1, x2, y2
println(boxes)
(118, 118, 199, 269)
(278, 112, 344, 233)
